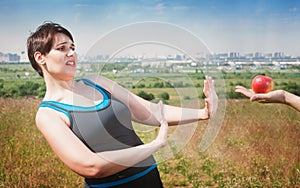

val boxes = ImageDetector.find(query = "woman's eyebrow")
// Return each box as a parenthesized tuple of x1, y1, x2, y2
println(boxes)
(55, 41, 75, 47)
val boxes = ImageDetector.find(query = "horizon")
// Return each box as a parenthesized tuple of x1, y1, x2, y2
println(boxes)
(1, 0, 300, 56)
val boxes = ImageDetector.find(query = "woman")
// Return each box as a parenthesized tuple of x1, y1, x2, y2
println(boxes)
(235, 86, 300, 112)
(27, 22, 218, 187)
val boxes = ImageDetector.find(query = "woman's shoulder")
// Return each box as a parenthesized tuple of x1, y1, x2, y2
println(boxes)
(36, 105, 70, 129)
(82, 75, 116, 93)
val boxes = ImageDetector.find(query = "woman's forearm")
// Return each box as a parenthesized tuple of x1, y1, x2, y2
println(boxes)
(93, 140, 163, 177)
(130, 100, 208, 126)
(284, 91, 300, 111)
(164, 104, 208, 125)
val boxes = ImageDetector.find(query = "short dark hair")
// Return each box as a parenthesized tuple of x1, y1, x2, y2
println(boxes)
(27, 22, 74, 77)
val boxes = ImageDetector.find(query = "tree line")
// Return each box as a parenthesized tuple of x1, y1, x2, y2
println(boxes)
(1, 79, 299, 101)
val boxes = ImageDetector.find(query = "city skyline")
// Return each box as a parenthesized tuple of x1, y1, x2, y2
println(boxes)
(1, 0, 300, 56)
(1, 50, 298, 64)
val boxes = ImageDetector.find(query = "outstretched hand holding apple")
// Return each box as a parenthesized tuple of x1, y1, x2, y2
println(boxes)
(235, 86, 285, 103)
(235, 75, 284, 103)
(235, 75, 300, 111)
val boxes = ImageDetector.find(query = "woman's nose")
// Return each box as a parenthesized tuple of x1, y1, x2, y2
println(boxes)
(67, 49, 75, 57)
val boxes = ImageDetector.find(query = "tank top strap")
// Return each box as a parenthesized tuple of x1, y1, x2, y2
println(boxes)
(39, 101, 71, 121)
(39, 78, 110, 121)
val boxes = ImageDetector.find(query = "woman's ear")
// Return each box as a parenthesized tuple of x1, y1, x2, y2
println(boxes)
(34, 51, 46, 65)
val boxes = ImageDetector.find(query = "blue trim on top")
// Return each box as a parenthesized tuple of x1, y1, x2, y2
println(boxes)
(39, 103, 71, 120)
(41, 79, 111, 112)
(41, 99, 110, 112)
(89, 164, 157, 188)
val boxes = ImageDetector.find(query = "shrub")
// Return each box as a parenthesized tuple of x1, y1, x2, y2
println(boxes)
(136, 91, 155, 101)
(158, 92, 170, 100)
(153, 82, 164, 88)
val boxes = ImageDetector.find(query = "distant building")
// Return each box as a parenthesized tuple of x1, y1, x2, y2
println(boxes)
(0, 52, 21, 63)
(254, 52, 263, 58)
(0, 52, 9, 62)
(8, 53, 20, 62)
(274, 52, 284, 58)
(211, 53, 228, 59)
(229, 52, 239, 58)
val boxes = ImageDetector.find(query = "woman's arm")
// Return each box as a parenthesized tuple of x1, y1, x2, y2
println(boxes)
(90, 76, 218, 126)
(235, 86, 300, 112)
(284, 90, 300, 111)
(159, 77, 218, 125)
(36, 101, 168, 178)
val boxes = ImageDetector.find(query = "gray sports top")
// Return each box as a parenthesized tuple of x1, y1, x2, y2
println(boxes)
(39, 78, 156, 185)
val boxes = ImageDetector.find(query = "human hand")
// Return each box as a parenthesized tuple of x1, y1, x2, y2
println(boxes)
(153, 100, 168, 148)
(203, 76, 218, 118)
(235, 86, 285, 103)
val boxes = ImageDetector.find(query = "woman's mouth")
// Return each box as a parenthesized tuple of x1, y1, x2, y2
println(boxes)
(66, 61, 76, 66)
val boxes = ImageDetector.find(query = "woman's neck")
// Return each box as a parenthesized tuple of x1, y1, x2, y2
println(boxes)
(43, 74, 75, 101)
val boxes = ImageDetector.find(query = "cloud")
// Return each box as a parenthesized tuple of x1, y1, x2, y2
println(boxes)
(155, 3, 165, 15)
(289, 7, 298, 12)
(173, 6, 189, 11)
(74, 3, 90, 8)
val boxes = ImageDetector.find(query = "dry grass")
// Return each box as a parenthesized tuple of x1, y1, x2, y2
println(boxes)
(0, 98, 299, 187)
(0, 98, 82, 187)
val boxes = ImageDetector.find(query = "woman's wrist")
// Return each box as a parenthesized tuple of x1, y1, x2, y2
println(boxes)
(198, 108, 209, 120)
(284, 90, 296, 106)
(282, 90, 300, 111)
(282, 90, 290, 105)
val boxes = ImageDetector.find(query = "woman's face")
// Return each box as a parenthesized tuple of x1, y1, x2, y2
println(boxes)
(43, 33, 78, 80)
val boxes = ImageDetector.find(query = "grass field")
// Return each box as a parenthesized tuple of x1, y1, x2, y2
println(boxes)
(1, 97, 299, 187)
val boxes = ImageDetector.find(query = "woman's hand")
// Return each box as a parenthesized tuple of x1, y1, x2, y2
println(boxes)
(203, 76, 218, 118)
(235, 86, 285, 103)
(152, 100, 168, 148)
(235, 85, 300, 111)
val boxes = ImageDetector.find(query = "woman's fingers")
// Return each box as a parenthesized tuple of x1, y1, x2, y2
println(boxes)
(203, 76, 218, 117)
(235, 85, 254, 98)
(156, 100, 168, 148)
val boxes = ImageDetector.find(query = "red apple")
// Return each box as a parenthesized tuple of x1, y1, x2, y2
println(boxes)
(251, 75, 273, 93)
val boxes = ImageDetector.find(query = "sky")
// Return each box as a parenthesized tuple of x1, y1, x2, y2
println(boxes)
(1, 0, 300, 56)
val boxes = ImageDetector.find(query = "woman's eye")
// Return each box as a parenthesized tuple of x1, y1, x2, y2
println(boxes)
(57, 46, 65, 51)
(55, 45, 75, 52)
